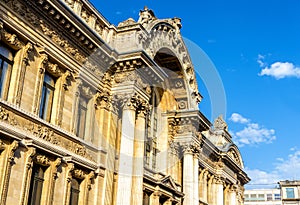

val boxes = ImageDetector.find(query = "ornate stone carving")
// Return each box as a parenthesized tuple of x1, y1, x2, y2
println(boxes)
(10, 0, 39, 26)
(227, 149, 242, 167)
(73, 168, 85, 179)
(86, 171, 95, 190)
(136, 101, 150, 118)
(180, 141, 200, 155)
(117, 18, 136, 27)
(214, 115, 228, 131)
(62, 70, 74, 90)
(215, 157, 224, 169)
(39, 19, 87, 63)
(94, 89, 112, 110)
(26, 123, 59, 145)
(0, 106, 18, 126)
(37, 53, 48, 74)
(138, 6, 156, 27)
(0, 26, 24, 49)
(169, 141, 181, 155)
(23, 42, 33, 65)
(35, 154, 51, 166)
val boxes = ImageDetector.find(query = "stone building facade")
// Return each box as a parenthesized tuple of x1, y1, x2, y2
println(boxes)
(0, 0, 249, 204)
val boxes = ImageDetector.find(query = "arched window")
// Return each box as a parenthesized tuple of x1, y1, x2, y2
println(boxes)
(39, 72, 56, 122)
(0, 45, 13, 99)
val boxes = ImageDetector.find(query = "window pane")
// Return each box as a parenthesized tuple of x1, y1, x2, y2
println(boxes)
(28, 166, 45, 205)
(274, 193, 281, 200)
(39, 73, 55, 122)
(0, 48, 13, 99)
(0, 46, 13, 60)
(70, 178, 80, 205)
(286, 188, 295, 199)
(77, 98, 87, 139)
(267, 194, 272, 201)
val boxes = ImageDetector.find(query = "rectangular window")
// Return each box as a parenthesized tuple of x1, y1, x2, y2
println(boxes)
(267, 194, 272, 201)
(152, 147, 157, 169)
(0, 45, 13, 99)
(70, 178, 80, 205)
(274, 193, 281, 200)
(257, 194, 265, 201)
(28, 165, 45, 205)
(39, 73, 55, 122)
(286, 188, 295, 199)
(249, 194, 257, 201)
(76, 98, 87, 139)
(145, 142, 151, 167)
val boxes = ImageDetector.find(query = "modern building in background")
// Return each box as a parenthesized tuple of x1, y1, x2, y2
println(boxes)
(244, 189, 281, 205)
(279, 180, 300, 205)
(0, 0, 249, 204)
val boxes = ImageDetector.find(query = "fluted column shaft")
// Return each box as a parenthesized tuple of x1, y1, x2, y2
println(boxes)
(116, 103, 136, 205)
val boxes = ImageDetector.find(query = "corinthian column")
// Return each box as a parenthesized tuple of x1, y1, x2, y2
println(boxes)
(182, 144, 195, 205)
(229, 185, 237, 205)
(116, 96, 138, 205)
(131, 103, 148, 205)
(216, 176, 224, 205)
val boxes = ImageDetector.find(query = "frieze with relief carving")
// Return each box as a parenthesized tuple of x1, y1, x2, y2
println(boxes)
(0, 103, 95, 161)
(34, 154, 51, 166)
(0, 24, 24, 50)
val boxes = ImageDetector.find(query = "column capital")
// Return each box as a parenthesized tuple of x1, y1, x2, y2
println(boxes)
(136, 101, 151, 118)
(94, 89, 112, 110)
(180, 140, 201, 155)
(215, 175, 225, 185)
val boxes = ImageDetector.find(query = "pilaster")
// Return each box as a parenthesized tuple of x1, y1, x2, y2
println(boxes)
(0, 141, 18, 205)
(19, 146, 36, 205)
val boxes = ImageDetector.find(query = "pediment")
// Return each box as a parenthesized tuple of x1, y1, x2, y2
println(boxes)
(160, 175, 179, 191)
(227, 148, 244, 168)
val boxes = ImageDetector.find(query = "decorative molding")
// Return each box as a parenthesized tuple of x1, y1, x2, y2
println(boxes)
(0, 24, 24, 49)
(213, 115, 228, 131)
(73, 168, 85, 179)
(180, 141, 200, 155)
(0, 103, 95, 161)
(34, 154, 51, 166)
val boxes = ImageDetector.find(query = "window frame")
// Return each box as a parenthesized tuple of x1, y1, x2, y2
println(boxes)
(39, 72, 56, 122)
(0, 45, 14, 100)
(76, 97, 88, 139)
(286, 187, 295, 199)
(69, 178, 81, 205)
(28, 165, 46, 205)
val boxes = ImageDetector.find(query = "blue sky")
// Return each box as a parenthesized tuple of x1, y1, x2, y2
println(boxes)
(90, 0, 300, 189)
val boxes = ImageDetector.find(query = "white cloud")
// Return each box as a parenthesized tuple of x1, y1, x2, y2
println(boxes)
(259, 62, 300, 79)
(257, 54, 266, 67)
(229, 113, 249, 124)
(230, 113, 276, 147)
(246, 150, 300, 189)
(233, 123, 276, 147)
